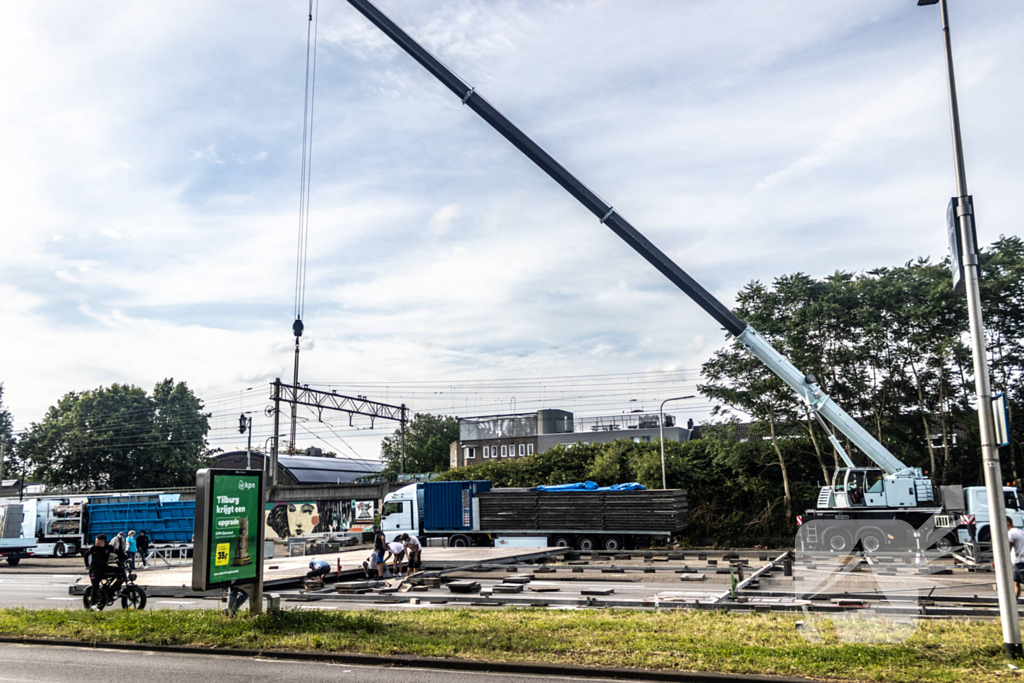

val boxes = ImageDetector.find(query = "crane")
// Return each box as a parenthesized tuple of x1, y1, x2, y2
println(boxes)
(344, 0, 938, 516)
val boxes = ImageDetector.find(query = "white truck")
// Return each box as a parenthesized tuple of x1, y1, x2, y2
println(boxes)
(959, 485, 1022, 545)
(0, 497, 87, 559)
(0, 502, 36, 565)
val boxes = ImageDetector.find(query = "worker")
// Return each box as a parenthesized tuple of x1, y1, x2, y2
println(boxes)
(400, 532, 422, 577)
(373, 526, 387, 579)
(1007, 516, 1024, 599)
(385, 539, 405, 577)
(361, 550, 378, 578)
(306, 557, 331, 581)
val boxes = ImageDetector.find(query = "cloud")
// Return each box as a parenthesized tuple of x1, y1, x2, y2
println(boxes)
(1, 0, 1022, 460)
(190, 144, 224, 164)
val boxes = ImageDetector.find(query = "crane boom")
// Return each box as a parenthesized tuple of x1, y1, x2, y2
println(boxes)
(346, 0, 912, 477)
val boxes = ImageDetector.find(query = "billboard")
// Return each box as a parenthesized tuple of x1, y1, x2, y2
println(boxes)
(192, 469, 264, 591)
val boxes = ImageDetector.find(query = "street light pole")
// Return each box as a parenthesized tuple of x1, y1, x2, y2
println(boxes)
(919, 0, 1021, 659)
(659, 396, 694, 489)
(239, 413, 253, 470)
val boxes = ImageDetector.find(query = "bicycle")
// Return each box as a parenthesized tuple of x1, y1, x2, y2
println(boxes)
(82, 566, 147, 611)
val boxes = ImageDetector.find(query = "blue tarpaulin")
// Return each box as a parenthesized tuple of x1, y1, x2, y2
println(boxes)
(535, 481, 646, 492)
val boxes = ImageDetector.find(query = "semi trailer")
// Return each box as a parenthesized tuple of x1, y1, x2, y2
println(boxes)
(0, 494, 195, 559)
(381, 481, 688, 551)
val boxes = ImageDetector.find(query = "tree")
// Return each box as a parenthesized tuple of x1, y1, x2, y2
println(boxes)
(18, 379, 211, 491)
(0, 384, 15, 481)
(379, 413, 459, 478)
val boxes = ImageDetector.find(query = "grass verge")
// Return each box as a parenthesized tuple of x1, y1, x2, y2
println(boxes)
(0, 608, 1011, 682)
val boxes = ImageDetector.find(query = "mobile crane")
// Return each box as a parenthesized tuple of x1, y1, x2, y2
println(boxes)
(345, 0, 974, 552)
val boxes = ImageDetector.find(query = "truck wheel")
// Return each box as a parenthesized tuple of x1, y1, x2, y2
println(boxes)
(577, 536, 597, 552)
(859, 531, 883, 554)
(5, 557, 20, 566)
(823, 529, 852, 553)
(978, 526, 992, 544)
(550, 536, 572, 549)
(55, 543, 67, 558)
(602, 536, 623, 551)
(449, 534, 471, 548)
(934, 536, 954, 553)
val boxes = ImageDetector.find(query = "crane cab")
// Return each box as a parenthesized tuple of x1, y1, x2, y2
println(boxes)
(830, 468, 886, 508)
(821, 467, 932, 509)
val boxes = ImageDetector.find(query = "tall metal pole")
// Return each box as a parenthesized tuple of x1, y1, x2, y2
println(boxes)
(929, 0, 1021, 659)
(272, 379, 281, 489)
(246, 419, 253, 470)
(0, 437, 6, 488)
(659, 396, 693, 490)
(289, 336, 300, 451)
(400, 404, 407, 475)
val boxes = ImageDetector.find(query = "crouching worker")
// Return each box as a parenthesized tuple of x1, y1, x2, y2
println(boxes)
(400, 533, 422, 577)
(306, 557, 331, 580)
(361, 550, 378, 578)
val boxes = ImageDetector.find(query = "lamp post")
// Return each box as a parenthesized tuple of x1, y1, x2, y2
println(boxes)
(659, 396, 694, 489)
(917, 0, 1021, 659)
(239, 413, 253, 470)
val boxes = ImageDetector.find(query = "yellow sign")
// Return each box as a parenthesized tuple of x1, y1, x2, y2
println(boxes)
(215, 543, 230, 566)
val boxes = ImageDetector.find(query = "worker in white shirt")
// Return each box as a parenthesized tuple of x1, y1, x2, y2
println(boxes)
(1008, 516, 1024, 600)
(384, 539, 406, 577)
(400, 533, 422, 577)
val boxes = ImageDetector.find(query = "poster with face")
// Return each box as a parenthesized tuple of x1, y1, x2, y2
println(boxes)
(264, 502, 318, 539)
(264, 500, 355, 538)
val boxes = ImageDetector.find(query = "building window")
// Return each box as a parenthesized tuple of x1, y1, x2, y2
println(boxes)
(483, 446, 490, 458)
(527, 444, 534, 455)
(465, 447, 476, 459)
(501, 445, 507, 457)
(518, 444, 525, 456)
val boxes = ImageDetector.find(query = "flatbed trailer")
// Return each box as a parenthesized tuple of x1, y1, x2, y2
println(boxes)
(382, 481, 687, 551)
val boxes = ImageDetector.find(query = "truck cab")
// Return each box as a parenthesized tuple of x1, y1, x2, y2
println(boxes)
(380, 484, 423, 541)
(959, 486, 1024, 544)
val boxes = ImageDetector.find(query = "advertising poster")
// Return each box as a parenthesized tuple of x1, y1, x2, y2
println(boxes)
(207, 472, 261, 586)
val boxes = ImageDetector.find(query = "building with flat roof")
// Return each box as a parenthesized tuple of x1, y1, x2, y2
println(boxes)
(211, 451, 383, 485)
(449, 408, 692, 468)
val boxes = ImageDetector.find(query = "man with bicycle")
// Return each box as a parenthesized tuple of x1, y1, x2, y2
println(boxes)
(82, 534, 129, 611)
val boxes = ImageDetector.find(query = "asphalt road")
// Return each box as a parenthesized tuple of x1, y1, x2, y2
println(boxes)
(0, 644, 631, 683)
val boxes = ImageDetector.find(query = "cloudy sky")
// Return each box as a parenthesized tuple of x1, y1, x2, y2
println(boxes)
(1, 0, 1021, 458)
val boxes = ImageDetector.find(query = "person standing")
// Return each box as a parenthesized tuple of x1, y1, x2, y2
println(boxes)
(110, 532, 126, 554)
(373, 526, 387, 579)
(400, 533, 422, 577)
(1007, 516, 1024, 600)
(126, 531, 138, 571)
(136, 530, 150, 568)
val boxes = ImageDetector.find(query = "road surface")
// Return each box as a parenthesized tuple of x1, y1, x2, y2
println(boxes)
(0, 643, 634, 682)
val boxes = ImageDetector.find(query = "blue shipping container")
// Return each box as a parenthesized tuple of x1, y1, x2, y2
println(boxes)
(423, 481, 491, 531)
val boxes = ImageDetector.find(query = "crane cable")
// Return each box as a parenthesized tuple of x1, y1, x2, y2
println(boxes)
(293, 0, 320, 334)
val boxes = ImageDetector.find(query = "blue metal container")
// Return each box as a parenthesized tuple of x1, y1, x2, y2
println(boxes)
(423, 481, 491, 531)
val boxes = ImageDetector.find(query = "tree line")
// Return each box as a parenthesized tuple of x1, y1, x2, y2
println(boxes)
(3, 379, 211, 491)
(700, 236, 1024, 521)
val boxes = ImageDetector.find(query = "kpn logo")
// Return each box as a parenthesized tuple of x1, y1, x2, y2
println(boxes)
(238, 480, 256, 491)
